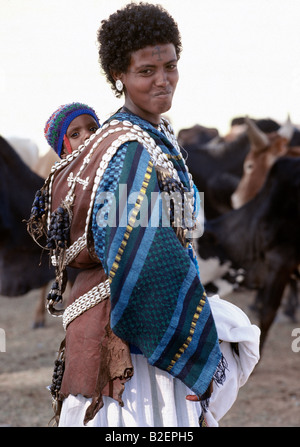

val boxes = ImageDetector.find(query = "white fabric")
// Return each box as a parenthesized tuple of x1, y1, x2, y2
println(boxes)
(58, 354, 201, 427)
(58, 295, 260, 427)
(205, 295, 260, 426)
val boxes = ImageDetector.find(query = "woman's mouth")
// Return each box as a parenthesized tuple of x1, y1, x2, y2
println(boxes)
(154, 90, 172, 97)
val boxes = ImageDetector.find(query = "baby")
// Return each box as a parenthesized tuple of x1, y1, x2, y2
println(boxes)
(44, 102, 100, 159)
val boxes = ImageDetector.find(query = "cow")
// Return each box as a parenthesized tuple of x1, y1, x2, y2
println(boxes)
(181, 118, 299, 319)
(183, 132, 249, 218)
(197, 156, 300, 351)
(6, 136, 40, 169)
(32, 149, 60, 179)
(230, 117, 300, 320)
(177, 119, 279, 299)
(0, 137, 78, 327)
(0, 136, 58, 327)
(231, 116, 300, 208)
(181, 118, 281, 219)
(178, 123, 219, 147)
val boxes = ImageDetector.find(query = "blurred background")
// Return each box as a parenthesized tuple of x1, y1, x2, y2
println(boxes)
(1, 0, 300, 153)
(1, 0, 300, 427)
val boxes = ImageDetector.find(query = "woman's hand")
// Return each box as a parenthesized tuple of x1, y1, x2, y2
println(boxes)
(185, 380, 213, 402)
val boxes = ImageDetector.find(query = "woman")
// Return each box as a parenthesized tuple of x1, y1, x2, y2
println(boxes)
(28, 2, 259, 427)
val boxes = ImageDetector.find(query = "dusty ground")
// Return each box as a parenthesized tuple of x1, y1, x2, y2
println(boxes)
(0, 285, 299, 427)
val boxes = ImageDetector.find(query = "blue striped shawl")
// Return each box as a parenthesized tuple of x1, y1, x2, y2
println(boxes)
(92, 111, 223, 398)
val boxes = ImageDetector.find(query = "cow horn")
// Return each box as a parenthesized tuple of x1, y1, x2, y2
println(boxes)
(245, 116, 269, 151)
(278, 114, 294, 141)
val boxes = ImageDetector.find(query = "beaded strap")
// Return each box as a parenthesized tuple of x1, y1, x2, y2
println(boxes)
(62, 279, 111, 330)
(46, 118, 194, 231)
(46, 117, 196, 327)
(51, 234, 86, 268)
(83, 119, 195, 239)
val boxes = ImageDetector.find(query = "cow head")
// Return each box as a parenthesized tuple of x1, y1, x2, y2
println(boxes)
(231, 117, 294, 209)
(177, 124, 219, 147)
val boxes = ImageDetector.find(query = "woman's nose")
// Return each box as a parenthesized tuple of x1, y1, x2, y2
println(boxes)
(155, 69, 168, 86)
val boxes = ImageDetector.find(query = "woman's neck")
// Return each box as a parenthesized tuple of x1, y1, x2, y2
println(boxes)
(121, 104, 161, 128)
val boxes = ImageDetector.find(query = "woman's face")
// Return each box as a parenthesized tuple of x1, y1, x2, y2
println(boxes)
(120, 43, 179, 125)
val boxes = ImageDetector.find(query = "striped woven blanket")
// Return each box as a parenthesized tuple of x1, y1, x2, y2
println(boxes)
(92, 112, 224, 399)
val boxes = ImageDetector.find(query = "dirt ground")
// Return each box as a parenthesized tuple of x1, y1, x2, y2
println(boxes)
(0, 285, 299, 427)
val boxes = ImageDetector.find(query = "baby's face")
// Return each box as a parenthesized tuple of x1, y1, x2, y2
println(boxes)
(61, 114, 99, 157)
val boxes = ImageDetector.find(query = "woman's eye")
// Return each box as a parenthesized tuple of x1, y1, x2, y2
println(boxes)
(139, 69, 153, 76)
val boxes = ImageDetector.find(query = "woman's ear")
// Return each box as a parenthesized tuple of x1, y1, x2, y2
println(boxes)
(111, 70, 123, 83)
(111, 70, 125, 94)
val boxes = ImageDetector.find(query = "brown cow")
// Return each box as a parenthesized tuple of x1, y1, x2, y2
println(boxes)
(230, 117, 300, 321)
(231, 116, 300, 208)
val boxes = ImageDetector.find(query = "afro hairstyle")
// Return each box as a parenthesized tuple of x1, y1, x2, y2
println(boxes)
(97, 2, 182, 97)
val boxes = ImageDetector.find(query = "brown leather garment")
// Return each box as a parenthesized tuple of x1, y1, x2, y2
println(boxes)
(60, 296, 134, 424)
(49, 130, 135, 423)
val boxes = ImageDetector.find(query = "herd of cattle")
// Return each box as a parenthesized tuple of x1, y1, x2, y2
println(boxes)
(0, 115, 299, 353)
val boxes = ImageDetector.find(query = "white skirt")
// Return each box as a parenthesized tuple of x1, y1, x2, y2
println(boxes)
(58, 353, 202, 427)
(58, 295, 260, 427)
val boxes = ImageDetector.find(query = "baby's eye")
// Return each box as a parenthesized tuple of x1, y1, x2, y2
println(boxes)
(70, 131, 79, 138)
(90, 126, 98, 132)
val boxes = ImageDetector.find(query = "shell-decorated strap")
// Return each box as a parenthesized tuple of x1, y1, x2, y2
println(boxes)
(83, 119, 184, 241)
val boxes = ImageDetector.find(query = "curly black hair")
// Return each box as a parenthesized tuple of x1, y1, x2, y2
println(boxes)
(97, 2, 182, 97)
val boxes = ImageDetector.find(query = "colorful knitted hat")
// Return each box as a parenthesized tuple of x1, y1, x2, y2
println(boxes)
(44, 102, 100, 157)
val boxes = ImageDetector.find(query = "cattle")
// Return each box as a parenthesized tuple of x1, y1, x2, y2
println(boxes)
(6, 136, 40, 169)
(197, 156, 300, 351)
(222, 117, 247, 142)
(32, 149, 60, 179)
(231, 116, 300, 208)
(178, 123, 219, 147)
(0, 136, 58, 327)
(181, 118, 280, 219)
(183, 132, 249, 219)
(230, 117, 300, 320)
(7, 136, 59, 179)
(181, 118, 299, 320)
(0, 136, 53, 316)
